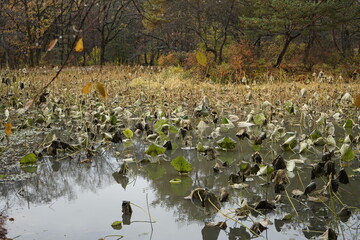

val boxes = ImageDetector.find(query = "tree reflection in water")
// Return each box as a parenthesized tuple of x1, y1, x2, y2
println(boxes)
(0, 138, 359, 240)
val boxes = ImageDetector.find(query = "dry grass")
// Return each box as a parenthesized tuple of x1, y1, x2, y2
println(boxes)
(1, 65, 359, 120)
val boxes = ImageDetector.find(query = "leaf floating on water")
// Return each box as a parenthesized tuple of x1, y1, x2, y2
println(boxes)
(250, 222, 267, 235)
(337, 206, 351, 222)
(144, 143, 166, 157)
(4, 122, 12, 136)
(337, 168, 349, 184)
(292, 189, 304, 196)
(304, 182, 316, 195)
(286, 160, 296, 172)
(281, 135, 297, 151)
(253, 113, 266, 125)
(343, 119, 354, 129)
(217, 137, 236, 149)
(196, 142, 206, 152)
(122, 128, 133, 139)
(253, 200, 276, 210)
(196, 51, 207, 67)
(47, 39, 58, 51)
(257, 164, 274, 176)
(169, 178, 182, 184)
(272, 169, 287, 185)
(219, 188, 229, 202)
(171, 156, 192, 173)
(111, 221, 122, 230)
(272, 155, 286, 170)
(284, 101, 295, 114)
(236, 129, 249, 140)
(340, 143, 355, 162)
(252, 152, 262, 164)
(310, 129, 322, 141)
(81, 82, 93, 94)
(96, 82, 108, 98)
(74, 38, 84, 52)
(281, 214, 293, 221)
(20, 153, 37, 165)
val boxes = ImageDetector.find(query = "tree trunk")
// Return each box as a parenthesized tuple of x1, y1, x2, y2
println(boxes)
(29, 48, 35, 67)
(218, 32, 227, 64)
(303, 31, 315, 71)
(149, 51, 155, 66)
(273, 33, 300, 68)
(144, 53, 148, 65)
(341, 26, 351, 57)
(100, 42, 106, 66)
(206, 47, 217, 63)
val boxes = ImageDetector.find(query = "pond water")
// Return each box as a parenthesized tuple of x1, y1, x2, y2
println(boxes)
(1, 121, 360, 240)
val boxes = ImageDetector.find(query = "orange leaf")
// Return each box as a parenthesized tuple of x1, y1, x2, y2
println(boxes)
(82, 82, 93, 94)
(5, 122, 12, 136)
(355, 94, 360, 108)
(47, 39, 58, 51)
(75, 38, 84, 52)
(96, 82, 107, 98)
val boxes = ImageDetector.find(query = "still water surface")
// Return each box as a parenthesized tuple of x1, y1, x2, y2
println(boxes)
(2, 128, 360, 240)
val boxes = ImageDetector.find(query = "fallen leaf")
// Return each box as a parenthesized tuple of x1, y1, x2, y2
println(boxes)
(4, 122, 12, 136)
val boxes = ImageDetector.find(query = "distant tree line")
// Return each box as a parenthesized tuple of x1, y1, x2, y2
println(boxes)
(1, 0, 360, 71)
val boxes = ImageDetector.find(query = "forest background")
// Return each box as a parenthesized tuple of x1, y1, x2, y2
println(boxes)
(1, 0, 360, 82)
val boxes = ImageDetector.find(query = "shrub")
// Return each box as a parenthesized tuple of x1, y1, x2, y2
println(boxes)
(158, 52, 186, 66)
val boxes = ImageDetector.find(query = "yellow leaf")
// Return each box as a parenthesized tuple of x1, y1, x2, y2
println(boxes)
(355, 94, 360, 108)
(82, 82, 93, 94)
(196, 51, 207, 67)
(47, 39, 58, 51)
(96, 82, 107, 98)
(5, 122, 12, 136)
(75, 38, 84, 52)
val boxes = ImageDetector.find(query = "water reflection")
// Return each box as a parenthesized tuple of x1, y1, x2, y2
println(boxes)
(0, 136, 359, 240)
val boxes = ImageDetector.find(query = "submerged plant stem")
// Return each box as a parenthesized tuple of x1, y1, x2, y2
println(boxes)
(285, 190, 299, 217)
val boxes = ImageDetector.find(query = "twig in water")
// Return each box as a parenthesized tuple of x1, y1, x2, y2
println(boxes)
(146, 193, 154, 240)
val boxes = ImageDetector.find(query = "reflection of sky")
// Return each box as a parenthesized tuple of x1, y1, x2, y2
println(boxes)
(7, 174, 206, 240)
(2, 136, 360, 240)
